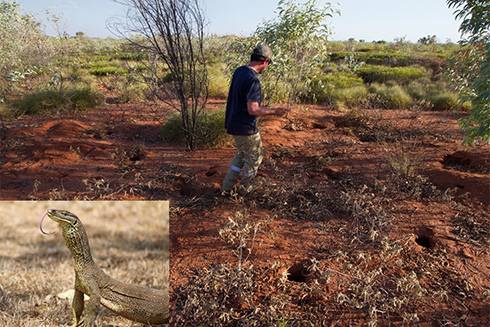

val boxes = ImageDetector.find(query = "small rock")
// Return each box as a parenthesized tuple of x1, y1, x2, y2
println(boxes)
(57, 289, 89, 301)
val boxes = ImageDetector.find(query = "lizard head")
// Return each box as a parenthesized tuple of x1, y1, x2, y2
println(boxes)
(42, 209, 82, 231)
(41, 209, 94, 263)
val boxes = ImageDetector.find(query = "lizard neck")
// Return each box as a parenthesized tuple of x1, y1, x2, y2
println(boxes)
(62, 225, 97, 271)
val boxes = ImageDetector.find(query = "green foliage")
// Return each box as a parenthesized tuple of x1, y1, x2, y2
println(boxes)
(160, 113, 183, 142)
(321, 71, 365, 89)
(207, 63, 229, 98)
(369, 83, 413, 109)
(428, 90, 459, 111)
(89, 67, 128, 76)
(255, 0, 337, 110)
(200, 109, 234, 148)
(334, 86, 369, 109)
(87, 60, 119, 68)
(310, 72, 368, 108)
(0, 1, 47, 99)
(310, 71, 365, 106)
(459, 43, 490, 143)
(358, 65, 424, 84)
(404, 78, 432, 100)
(447, 0, 490, 144)
(113, 51, 147, 61)
(161, 108, 233, 149)
(0, 101, 9, 116)
(211, 35, 256, 80)
(406, 79, 470, 111)
(361, 53, 410, 66)
(117, 82, 148, 103)
(330, 52, 411, 66)
(418, 35, 437, 45)
(447, 0, 490, 43)
(448, 44, 483, 97)
(10, 87, 103, 115)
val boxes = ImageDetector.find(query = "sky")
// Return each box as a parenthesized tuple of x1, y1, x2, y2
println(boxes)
(15, 0, 464, 43)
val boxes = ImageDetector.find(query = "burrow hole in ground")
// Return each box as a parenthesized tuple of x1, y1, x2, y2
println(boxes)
(415, 227, 437, 249)
(287, 261, 309, 283)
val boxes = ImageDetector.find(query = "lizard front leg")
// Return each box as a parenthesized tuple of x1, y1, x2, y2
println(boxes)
(71, 288, 84, 327)
(75, 279, 101, 327)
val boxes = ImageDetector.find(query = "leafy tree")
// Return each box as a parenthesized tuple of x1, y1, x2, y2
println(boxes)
(447, 0, 490, 145)
(0, 1, 46, 100)
(417, 35, 437, 45)
(44, 11, 80, 96)
(110, 0, 208, 151)
(255, 0, 338, 113)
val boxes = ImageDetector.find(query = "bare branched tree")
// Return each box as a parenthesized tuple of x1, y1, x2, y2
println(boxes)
(109, 0, 208, 150)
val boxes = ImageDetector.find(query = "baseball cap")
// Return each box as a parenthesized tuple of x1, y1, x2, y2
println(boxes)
(253, 44, 273, 63)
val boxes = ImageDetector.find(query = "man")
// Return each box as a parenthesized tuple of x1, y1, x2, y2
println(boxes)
(222, 44, 286, 196)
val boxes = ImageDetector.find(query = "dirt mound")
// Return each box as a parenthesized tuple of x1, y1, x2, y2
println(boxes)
(7, 119, 90, 138)
(45, 119, 90, 138)
(442, 150, 490, 174)
(423, 150, 490, 205)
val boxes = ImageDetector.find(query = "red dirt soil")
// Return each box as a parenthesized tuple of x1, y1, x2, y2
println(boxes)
(1, 99, 489, 325)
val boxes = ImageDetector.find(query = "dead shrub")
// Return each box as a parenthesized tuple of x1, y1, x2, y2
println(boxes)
(332, 182, 393, 243)
(383, 141, 441, 201)
(173, 263, 255, 326)
(219, 210, 264, 268)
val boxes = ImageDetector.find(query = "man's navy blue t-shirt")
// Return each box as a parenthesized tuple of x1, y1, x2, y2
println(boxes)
(225, 65, 262, 136)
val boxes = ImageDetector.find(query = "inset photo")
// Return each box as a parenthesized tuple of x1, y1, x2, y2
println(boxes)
(0, 201, 169, 326)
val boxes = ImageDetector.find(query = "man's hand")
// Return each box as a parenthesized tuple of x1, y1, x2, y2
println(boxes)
(273, 108, 287, 116)
(247, 101, 287, 117)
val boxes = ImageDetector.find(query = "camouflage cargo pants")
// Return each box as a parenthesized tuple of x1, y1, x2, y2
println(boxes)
(222, 133, 264, 195)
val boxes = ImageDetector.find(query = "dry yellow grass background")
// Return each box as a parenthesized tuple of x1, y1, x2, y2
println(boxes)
(0, 201, 169, 326)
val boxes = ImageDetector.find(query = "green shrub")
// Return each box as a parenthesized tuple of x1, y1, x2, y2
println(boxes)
(405, 80, 471, 111)
(310, 72, 365, 105)
(327, 41, 347, 52)
(89, 67, 128, 76)
(325, 72, 364, 89)
(328, 51, 350, 62)
(91, 60, 119, 68)
(161, 113, 184, 143)
(118, 83, 148, 103)
(404, 78, 432, 100)
(68, 88, 104, 110)
(133, 64, 148, 73)
(428, 91, 459, 111)
(358, 64, 424, 84)
(11, 87, 103, 115)
(335, 107, 372, 129)
(161, 108, 233, 148)
(201, 109, 234, 148)
(358, 53, 410, 66)
(113, 51, 147, 61)
(369, 83, 413, 109)
(336, 85, 369, 109)
(0, 101, 10, 116)
(92, 55, 112, 62)
(207, 64, 229, 98)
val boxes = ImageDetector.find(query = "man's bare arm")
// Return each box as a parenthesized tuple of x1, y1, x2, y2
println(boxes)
(247, 101, 286, 116)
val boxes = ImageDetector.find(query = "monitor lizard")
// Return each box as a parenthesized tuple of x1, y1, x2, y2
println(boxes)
(41, 209, 169, 326)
